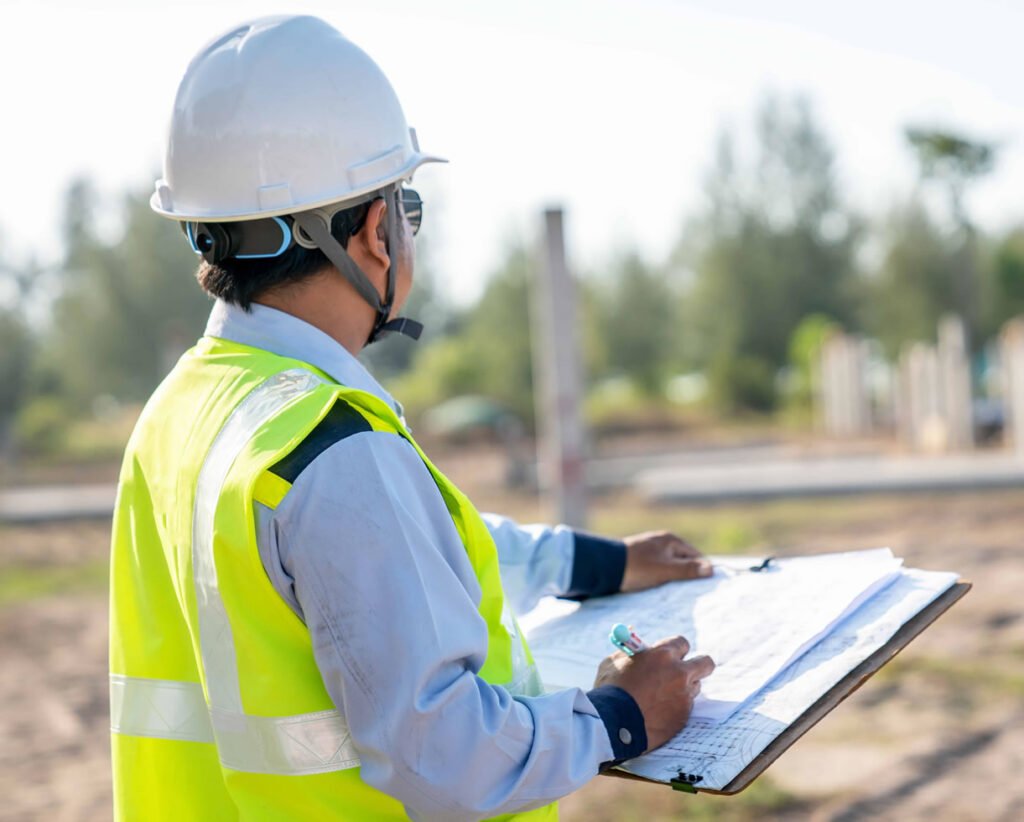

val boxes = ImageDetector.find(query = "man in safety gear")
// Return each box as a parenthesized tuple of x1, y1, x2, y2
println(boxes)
(110, 15, 714, 821)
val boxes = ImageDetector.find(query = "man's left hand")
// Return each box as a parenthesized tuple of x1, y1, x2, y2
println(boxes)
(620, 530, 712, 592)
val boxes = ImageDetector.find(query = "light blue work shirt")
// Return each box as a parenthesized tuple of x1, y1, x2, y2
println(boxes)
(204, 300, 641, 821)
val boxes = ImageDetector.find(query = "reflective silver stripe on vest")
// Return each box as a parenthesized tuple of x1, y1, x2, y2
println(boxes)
(110, 674, 360, 773)
(210, 706, 358, 774)
(193, 370, 322, 716)
(110, 674, 214, 743)
(190, 368, 361, 774)
(505, 665, 544, 699)
(501, 603, 544, 697)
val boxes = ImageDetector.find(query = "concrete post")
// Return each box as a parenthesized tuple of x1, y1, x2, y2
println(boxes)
(901, 342, 945, 452)
(1000, 319, 1024, 458)
(937, 315, 973, 450)
(819, 333, 871, 437)
(530, 208, 587, 527)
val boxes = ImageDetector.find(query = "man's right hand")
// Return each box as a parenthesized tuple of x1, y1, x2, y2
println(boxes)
(593, 635, 715, 751)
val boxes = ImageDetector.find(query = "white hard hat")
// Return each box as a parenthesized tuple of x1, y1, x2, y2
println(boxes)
(151, 15, 445, 222)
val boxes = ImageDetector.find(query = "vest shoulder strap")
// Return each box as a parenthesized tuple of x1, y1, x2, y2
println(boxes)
(270, 398, 373, 483)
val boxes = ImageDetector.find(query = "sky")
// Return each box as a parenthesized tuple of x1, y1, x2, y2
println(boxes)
(1, 0, 1023, 305)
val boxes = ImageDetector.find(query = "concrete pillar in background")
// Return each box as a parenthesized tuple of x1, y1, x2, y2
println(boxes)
(850, 337, 872, 435)
(530, 208, 587, 528)
(937, 314, 974, 451)
(819, 333, 871, 438)
(1000, 319, 1024, 458)
(819, 335, 845, 436)
(901, 342, 944, 452)
(895, 346, 913, 448)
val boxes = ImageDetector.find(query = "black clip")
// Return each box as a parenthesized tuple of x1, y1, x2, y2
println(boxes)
(749, 556, 776, 573)
(669, 771, 704, 793)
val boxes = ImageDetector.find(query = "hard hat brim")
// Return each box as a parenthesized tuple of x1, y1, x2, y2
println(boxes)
(151, 153, 447, 223)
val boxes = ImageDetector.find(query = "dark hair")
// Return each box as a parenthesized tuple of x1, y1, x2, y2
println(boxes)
(196, 200, 374, 310)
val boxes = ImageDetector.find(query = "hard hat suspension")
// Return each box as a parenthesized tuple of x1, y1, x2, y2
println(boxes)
(370, 185, 425, 344)
(182, 188, 422, 345)
(291, 185, 422, 345)
(184, 217, 294, 265)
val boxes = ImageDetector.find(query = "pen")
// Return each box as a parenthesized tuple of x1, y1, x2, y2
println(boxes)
(610, 623, 649, 657)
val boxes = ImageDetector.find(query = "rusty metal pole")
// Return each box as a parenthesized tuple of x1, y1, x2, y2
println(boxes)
(530, 208, 587, 528)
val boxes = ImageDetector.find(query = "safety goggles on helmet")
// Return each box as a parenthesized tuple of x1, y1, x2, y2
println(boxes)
(400, 187, 422, 236)
(315, 187, 422, 240)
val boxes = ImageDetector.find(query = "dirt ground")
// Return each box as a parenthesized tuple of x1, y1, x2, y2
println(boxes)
(1, 463, 1022, 821)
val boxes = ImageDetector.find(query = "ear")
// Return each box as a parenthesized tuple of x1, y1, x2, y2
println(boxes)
(351, 198, 390, 272)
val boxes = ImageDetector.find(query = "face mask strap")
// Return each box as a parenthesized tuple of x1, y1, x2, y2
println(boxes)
(290, 186, 423, 345)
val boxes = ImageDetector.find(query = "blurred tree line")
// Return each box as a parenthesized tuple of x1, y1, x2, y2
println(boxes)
(2, 92, 1024, 459)
(0, 179, 209, 456)
(386, 95, 1024, 428)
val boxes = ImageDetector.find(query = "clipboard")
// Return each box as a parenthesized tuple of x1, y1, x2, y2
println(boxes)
(603, 580, 972, 794)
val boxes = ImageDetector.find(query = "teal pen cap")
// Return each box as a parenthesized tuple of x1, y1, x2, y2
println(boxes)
(610, 623, 648, 656)
(611, 623, 633, 646)
(609, 624, 633, 656)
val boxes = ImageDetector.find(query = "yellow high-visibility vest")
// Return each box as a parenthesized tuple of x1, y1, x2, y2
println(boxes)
(109, 335, 556, 820)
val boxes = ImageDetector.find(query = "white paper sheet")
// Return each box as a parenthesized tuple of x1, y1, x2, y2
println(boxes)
(526, 548, 903, 722)
(619, 568, 958, 789)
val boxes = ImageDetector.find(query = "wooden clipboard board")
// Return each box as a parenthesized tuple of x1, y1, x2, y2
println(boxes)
(603, 580, 972, 794)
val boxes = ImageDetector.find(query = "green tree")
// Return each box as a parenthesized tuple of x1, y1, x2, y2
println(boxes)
(0, 239, 38, 456)
(0, 307, 34, 454)
(458, 244, 537, 424)
(45, 177, 211, 404)
(905, 129, 996, 227)
(680, 95, 860, 412)
(990, 228, 1024, 329)
(592, 251, 677, 395)
(391, 242, 537, 426)
(905, 128, 997, 349)
(864, 198, 960, 357)
(786, 313, 839, 412)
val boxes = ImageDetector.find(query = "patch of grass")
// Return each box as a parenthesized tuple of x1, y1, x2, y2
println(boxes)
(593, 506, 767, 555)
(60, 412, 138, 462)
(0, 560, 109, 605)
(590, 488, 1024, 557)
(878, 654, 1024, 698)
(591, 494, 889, 556)
(16, 402, 140, 464)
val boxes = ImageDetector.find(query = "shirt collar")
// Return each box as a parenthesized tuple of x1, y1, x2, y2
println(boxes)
(204, 299, 404, 419)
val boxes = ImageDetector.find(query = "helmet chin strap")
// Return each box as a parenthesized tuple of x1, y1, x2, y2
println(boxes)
(290, 185, 423, 347)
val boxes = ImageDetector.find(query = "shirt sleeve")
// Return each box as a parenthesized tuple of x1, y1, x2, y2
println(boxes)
(481, 514, 628, 615)
(479, 513, 575, 615)
(259, 431, 627, 821)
